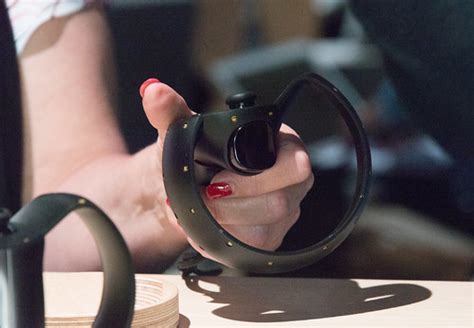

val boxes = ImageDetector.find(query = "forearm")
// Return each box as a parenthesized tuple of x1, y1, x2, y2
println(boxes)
(19, 6, 188, 271)
(20, 6, 125, 196)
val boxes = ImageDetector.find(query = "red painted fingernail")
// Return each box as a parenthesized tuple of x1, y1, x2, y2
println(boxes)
(139, 78, 160, 98)
(165, 197, 171, 206)
(206, 182, 232, 199)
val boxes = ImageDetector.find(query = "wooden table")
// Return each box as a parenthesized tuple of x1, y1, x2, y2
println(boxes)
(44, 273, 473, 327)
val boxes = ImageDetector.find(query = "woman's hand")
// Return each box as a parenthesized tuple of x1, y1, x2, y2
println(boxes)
(20, 5, 313, 271)
(141, 80, 314, 256)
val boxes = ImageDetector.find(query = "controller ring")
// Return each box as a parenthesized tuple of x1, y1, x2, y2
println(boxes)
(163, 73, 371, 274)
(1, 193, 135, 326)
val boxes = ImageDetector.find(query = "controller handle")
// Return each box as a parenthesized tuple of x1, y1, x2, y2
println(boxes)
(224, 92, 277, 174)
(192, 92, 281, 185)
(0, 194, 135, 327)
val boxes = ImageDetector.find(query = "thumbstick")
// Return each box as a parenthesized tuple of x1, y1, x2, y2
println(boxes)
(226, 92, 257, 109)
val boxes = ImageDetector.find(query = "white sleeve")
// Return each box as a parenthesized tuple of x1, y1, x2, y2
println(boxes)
(6, 0, 89, 54)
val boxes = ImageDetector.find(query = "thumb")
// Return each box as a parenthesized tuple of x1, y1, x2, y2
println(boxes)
(140, 78, 194, 147)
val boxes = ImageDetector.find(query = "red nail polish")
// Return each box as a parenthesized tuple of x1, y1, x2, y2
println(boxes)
(206, 182, 232, 199)
(139, 78, 160, 98)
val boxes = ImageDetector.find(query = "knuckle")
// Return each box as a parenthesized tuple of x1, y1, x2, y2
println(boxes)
(293, 149, 313, 184)
(253, 227, 273, 250)
(266, 191, 290, 221)
(266, 209, 301, 250)
(268, 237, 284, 251)
(143, 83, 167, 106)
(144, 84, 184, 110)
(289, 207, 301, 226)
(307, 172, 315, 190)
(251, 237, 268, 250)
(266, 230, 285, 251)
(242, 226, 270, 250)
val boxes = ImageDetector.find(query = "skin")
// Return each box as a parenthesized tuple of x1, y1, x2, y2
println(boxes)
(19, 6, 313, 272)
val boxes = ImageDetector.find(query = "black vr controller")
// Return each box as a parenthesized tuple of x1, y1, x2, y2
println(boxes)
(163, 73, 372, 274)
(0, 194, 135, 327)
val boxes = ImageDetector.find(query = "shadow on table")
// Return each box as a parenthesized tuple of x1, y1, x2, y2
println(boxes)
(183, 275, 432, 323)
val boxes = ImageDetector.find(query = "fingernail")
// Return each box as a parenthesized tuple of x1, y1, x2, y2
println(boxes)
(206, 182, 232, 199)
(139, 78, 160, 98)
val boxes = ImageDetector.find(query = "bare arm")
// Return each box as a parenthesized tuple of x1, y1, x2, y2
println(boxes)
(20, 6, 188, 272)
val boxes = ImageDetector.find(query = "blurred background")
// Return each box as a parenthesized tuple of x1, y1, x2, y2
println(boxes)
(104, 0, 473, 280)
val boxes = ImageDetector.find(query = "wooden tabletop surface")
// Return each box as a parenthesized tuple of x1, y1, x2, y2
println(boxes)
(44, 272, 473, 327)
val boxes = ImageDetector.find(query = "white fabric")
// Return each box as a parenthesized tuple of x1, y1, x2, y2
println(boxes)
(6, 0, 88, 54)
